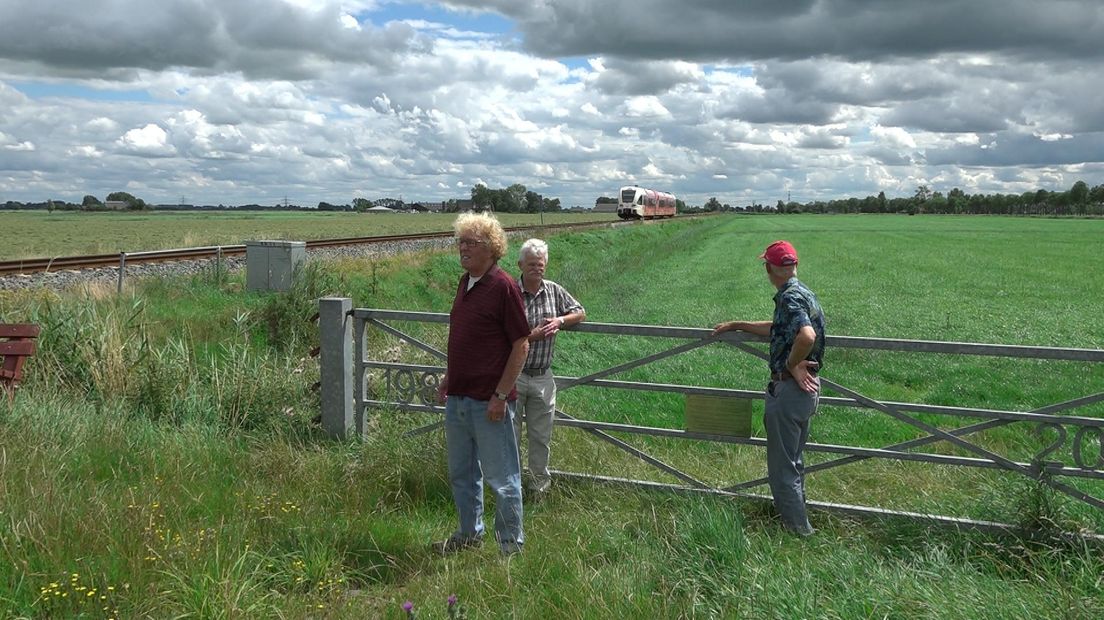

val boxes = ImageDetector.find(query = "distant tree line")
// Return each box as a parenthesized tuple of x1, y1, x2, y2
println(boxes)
(688, 180, 1103, 217)
(469, 183, 562, 213)
(2, 196, 308, 212)
(3, 180, 1101, 217)
(5, 192, 153, 212)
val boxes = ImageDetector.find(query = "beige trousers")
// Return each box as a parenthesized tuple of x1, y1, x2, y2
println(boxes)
(513, 370, 557, 492)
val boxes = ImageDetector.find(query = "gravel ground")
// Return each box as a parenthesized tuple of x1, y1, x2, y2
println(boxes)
(0, 236, 458, 292)
(1, 220, 635, 293)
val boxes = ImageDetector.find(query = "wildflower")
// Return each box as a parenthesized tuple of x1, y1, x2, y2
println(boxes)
(447, 593, 468, 619)
(402, 600, 416, 618)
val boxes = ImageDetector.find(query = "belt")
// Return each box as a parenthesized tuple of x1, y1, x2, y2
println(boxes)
(770, 368, 818, 381)
(522, 368, 548, 377)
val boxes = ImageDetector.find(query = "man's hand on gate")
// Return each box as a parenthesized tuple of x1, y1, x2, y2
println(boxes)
(539, 317, 561, 338)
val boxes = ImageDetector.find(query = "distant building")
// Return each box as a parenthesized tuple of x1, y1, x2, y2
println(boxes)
(104, 200, 128, 211)
(451, 199, 475, 212)
(404, 198, 473, 213)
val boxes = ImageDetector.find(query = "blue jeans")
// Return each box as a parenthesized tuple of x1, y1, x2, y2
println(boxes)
(444, 395, 524, 548)
(764, 378, 819, 535)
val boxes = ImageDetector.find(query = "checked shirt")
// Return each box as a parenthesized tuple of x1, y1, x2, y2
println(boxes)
(518, 278, 584, 371)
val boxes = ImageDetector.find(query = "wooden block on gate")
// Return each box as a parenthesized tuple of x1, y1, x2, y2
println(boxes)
(0, 324, 41, 339)
(1, 323, 41, 402)
(684, 394, 752, 437)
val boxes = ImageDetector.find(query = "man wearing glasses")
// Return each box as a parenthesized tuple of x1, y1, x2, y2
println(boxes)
(435, 211, 530, 556)
(711, 240, 825, 536)
(514, 238, 586, 498)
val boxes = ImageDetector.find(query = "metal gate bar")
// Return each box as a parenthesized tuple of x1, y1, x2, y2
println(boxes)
(319, 302, 1104, 535)
(553, 409, 709, 488)
(557, 339, 714, 390)
(357, 322, 722, 486)
(551, 417, 1104, 479)
(726, 391, 1104, 492)
(365, 388, 1104, 482)
(550, 375, 1104, 426)
(551, 471, 1104, 543)
(728, 339, 1104, 510)
(821, 375, 1104, 511)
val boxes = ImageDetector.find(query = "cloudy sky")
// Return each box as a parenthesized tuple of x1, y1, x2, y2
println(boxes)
(1, 0, 1102, 208)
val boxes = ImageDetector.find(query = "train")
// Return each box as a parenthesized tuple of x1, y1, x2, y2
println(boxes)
(617, 185, 677, 219)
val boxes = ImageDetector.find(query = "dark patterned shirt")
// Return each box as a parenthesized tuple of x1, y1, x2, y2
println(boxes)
(447, 264, 530, 401)
(517, 278, 584, 371)
(769, 277, 825, 374)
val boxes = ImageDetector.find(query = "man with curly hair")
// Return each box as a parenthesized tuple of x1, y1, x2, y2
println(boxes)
(435, 211, 530, 556)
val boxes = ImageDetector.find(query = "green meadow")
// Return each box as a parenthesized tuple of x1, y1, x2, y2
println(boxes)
(1, 214, 1102, 618)
(0, 210, 610, 260)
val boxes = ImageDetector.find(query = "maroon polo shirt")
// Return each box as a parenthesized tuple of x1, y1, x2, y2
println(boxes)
(446, 263, 530, 401)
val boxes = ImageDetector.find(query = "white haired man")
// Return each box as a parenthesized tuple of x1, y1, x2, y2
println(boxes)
(712, 240, 825, 536)
(514, 238, 586, 496)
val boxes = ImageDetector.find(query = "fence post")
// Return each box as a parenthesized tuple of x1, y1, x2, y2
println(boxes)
(117, 252, 127, 294)
(319, 297, 354, 439)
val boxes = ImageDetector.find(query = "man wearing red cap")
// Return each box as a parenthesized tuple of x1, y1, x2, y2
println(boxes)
(712, 240, 825, 536)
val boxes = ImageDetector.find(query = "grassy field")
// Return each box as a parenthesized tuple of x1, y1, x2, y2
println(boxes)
(0, 210, 614, 259)
(1, 214, 1103, 618)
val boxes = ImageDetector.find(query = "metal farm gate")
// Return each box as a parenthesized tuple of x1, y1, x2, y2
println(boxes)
(317, 298, 1104, 536)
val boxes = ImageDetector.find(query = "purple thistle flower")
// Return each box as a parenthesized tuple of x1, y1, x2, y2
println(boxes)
(448, 594, 458, 608)
(402, 600, 414, 615)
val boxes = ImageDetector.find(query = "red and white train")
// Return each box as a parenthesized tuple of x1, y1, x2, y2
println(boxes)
(617, 185, 677, 220)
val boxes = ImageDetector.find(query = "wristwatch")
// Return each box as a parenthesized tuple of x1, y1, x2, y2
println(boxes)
(494, 391, 509, 401)
(557, 317, 565, 327)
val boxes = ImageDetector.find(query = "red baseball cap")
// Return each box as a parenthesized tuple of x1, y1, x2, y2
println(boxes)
(760, 240, 798, 266)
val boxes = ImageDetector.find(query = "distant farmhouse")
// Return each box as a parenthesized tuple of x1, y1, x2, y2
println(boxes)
(408, 199, 473, 212)
(593, 196, 618, 213)
(104, 200, 128, 211)
(363, 198, 470, 213)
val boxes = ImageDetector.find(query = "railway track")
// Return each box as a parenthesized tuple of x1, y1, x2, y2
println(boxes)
(0, 221, 617, 276)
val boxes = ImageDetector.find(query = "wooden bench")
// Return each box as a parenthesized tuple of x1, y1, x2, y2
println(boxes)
(1, 323, 40, 404)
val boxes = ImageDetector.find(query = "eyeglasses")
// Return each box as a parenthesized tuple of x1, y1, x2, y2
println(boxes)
(456, 238, 486, 247)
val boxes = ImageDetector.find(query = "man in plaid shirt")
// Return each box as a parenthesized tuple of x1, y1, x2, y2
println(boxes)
(514, 238, 586, 496)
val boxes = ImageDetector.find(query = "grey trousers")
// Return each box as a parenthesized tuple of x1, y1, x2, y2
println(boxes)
(514, 370, 557, 492)
(764, 377, 820, 535)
